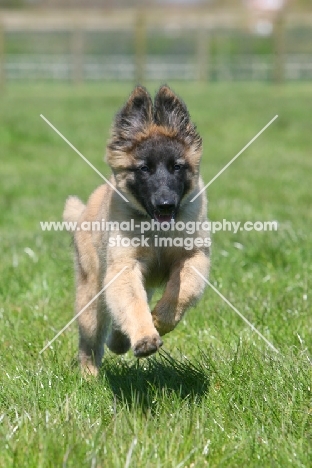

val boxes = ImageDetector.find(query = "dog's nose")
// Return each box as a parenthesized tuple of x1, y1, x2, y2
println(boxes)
(155, 203, 176, 214)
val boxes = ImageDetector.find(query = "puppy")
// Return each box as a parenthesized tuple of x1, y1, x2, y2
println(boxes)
(63, 85, 210, 376)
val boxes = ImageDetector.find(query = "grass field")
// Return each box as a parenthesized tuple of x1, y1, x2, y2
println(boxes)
(0, 82, 311, 467)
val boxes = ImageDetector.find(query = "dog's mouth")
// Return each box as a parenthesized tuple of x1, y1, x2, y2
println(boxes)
(153, 209, 176, 224)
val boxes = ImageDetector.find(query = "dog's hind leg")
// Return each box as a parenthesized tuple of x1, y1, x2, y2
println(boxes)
(74, 234, 110, 377)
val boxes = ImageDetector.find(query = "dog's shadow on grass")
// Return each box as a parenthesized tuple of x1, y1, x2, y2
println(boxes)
(102, 350, 210, 411)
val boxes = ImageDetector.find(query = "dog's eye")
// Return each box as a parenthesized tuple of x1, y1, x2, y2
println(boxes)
(140, 165, 149, 172)
(174, 164, 181, 171)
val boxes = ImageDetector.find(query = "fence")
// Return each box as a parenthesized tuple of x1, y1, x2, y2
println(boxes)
(0, 8, 312, 84)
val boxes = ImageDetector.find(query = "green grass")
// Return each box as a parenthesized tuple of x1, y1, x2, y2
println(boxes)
(0, 82, 311, 467)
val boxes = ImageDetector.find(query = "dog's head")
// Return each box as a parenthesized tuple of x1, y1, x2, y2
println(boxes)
(106, 85, 202, 222)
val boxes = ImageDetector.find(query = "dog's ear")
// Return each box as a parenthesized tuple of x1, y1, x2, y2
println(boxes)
(154, 85, 189, 129)
(154, 85, 202, 151)
(109, 86, 153, 152)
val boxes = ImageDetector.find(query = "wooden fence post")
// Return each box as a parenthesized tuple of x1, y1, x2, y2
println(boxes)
(273, 10, 285, 84)
(196, 26, 209, 82)
(134, 10, 146, 84)
(71, 26, 84, 85)
(0, 20, 5, 89)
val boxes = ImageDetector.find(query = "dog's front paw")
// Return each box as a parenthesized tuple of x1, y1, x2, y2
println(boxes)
(133, 334, 163, 358)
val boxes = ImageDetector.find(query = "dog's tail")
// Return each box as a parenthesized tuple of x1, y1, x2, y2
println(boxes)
(63, 196, 85, 227)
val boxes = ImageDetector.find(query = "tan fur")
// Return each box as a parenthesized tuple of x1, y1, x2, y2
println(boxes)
(63, 196, 85, 224)
(64, 86, 210, 377)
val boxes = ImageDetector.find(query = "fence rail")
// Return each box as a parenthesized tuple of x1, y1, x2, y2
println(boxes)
(4, 53, 312, 82)
(0, 8, 312, 84)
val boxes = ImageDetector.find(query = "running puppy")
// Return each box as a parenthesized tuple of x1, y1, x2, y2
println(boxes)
(63, 85, 210, 376)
